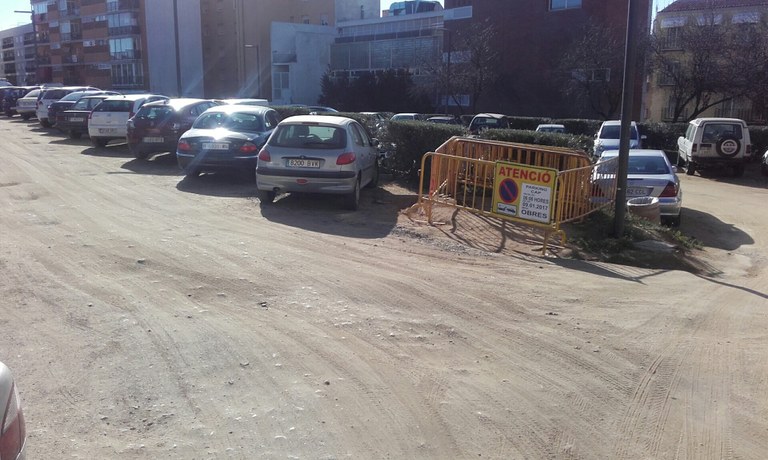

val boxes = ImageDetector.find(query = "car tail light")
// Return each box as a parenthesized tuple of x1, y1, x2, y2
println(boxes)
(336, 152, 356, 165)
(258, 149, 271, 162)
(0, 381, 25, 460)
(239, 142, 258, 154)
(660, 181, 678, 198)
(177, 140, 192, 152)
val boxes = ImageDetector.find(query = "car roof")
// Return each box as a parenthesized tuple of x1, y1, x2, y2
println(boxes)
(601, 120, 637, 126)
(279, 114, 354, 126)
(141, 98, 211, 109)
(537, 123, 565, 128)
(690, 117, 747, 125)
(199, 104, 274, 115)
(102, 93, 165, 102)
(472, 113, 507, 119)
(599, 149, 667, 159)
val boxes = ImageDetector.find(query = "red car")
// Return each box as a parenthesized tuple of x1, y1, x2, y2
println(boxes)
(0, 361, 25, 460)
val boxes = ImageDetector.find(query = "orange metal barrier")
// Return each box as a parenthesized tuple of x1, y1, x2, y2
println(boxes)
(415, 137, 619, 252)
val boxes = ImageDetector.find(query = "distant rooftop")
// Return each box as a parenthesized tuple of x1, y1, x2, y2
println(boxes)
(661, 0, 768, 12)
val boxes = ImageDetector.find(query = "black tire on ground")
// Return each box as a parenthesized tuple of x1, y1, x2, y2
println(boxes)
(686, 162, 695, 176)
(40, 119, 51, 128)
(92, 138, 108, 148)
(130, 144, 148, 160)
(258, 190, 276, 205)
(365, 162, 379, 189)
(68, 130, 82, 139)
(345, 177, 361, 211)
(732, 164, 745, 177)
(21, 114, 30, 121)
(664, 211, 681, 228)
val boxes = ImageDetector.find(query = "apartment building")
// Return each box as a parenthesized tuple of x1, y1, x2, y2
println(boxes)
(646, 0, 768, 123)
(28, 0, 202, 95)
(0, 24, 35, 85)
(442, 0, 652, 119)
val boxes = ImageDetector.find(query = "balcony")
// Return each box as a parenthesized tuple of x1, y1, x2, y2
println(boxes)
(108, 25, 141, 36)
(112, 75, 145, 87)
(107, 0, 141, 12)
(61, 32, 83, 42)
(110, 50, 142, 60)
(59, 8, 80, 18)
(2, 41, 13, 50)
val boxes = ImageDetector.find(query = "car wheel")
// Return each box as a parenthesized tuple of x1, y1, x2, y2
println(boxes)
(130, 144, 148, 160)
(685, 162, 695, 176)
(732, 164, 745, 177)
(68, 130, 82, 139)
(21, 114, 30, 121)
(258, 190, 275, 205)
(40, 119, 51, 128)
(365, 162, 379, 189)
(345, 177, 361, 211)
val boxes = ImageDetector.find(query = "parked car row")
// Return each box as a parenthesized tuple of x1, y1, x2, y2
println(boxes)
(5, 86, 381, 211)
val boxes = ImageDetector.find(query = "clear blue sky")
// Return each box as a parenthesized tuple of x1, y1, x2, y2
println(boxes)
(0, 0, 673, 33)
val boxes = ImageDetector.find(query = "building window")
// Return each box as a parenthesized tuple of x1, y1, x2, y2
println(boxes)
(661, 26, 682, 50)
(658, 61, 679, 86)
(550, 0, 581, 11)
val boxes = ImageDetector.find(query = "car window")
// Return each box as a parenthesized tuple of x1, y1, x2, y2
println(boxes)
(227, 112, 264, 132)
(599, 125, 638, 140)
(270, 124, 346, 149)
(628, 156, 670, 175)
(264, 110, 279, 129)
(685, 123, 695, 141)
(350, 123, 364, 146)
(60, 91, 85, 102)
(94, 100, 132, 112)
(41, 89, 67, 100)
(72, 98, 93, 110)
(701, 123, 742, 143)
(24, 89, 41, 98)
(135, 106, 173, 120)
(352, 122, 372, 146)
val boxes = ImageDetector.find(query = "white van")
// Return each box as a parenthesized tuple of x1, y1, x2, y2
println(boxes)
(677, 118, 751, 177)
(592, 120, 644, 160)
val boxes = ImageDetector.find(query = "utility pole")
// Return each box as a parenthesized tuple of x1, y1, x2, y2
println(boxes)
(613, 0, 643, 238)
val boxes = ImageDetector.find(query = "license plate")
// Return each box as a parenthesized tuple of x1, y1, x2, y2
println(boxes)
(143, 136, 164, 143)
(69, 117, 84, 122)
(288, 159, 321, 168)
(99, 128, 117, 134)
(202, 142, 230, 150)
(627, 187, 649, 197)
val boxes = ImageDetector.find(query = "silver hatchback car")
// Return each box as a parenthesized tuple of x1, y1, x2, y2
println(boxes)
(256, 115, 379, 210)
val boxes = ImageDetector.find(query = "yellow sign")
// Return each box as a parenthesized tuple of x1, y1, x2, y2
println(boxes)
(491, 161, 557, 224)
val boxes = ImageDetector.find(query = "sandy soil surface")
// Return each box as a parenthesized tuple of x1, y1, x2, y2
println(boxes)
(1, 117, 767, 459)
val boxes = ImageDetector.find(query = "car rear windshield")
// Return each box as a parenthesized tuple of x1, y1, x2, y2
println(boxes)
(135, 106, 174, 120)
(599, 125, 638, 140)
(24, 89, 42, 98)
(597, 155, 670, 175)
(94, 100, 132, 112)
(193, 112, 265, 132)
(269, 124, 346, 149)
(73, 97, 105, 110)
(41, 89, 68, 100)
(701, 123, 743, 143)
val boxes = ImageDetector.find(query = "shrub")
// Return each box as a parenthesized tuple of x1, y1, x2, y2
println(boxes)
(385, 120, 465, 179)
(479, 128, 594, 155)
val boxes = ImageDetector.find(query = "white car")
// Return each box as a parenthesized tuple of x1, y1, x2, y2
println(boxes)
(35, 86, 99, 128)
(592, 149, 683, 226)
(677, 117, 751, 177)
(593, 120, 644, 160)
(0, 361, 26, 460)
(15, 89, 42, 121)
(535, 123, 566, 133)
(256, 115, 379, 210)
(87, 94, 168, 147)
(762, 149, 768, 177)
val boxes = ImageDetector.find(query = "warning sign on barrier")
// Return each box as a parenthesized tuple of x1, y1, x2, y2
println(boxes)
(491, 161, 557, 224)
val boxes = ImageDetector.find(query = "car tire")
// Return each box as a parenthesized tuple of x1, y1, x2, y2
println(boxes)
(130, 144, 148, 160)
(716, 135, 741, 157)
(685, 162, 695, 176)
(40, 119, 51, 128)
(68, 130, 82, 139)
(665, 212, 681, 227)
(21, 114, 30, 121)
(258, 190, 275, 205)
(345, 177, 361, 211)
(365, 162, 379, 189)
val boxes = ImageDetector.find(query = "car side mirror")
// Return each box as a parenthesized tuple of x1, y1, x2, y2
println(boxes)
(641, 134, 648, 140)
(671, 165, 678, 173)
(371, 138, 379, 147)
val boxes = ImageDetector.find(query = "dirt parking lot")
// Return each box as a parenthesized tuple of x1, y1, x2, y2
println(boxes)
(1, 117, 767, 459)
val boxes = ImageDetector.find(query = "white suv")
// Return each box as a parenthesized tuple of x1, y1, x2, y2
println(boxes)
(88, 94, 168, 147)
(677, 117, 751, 177)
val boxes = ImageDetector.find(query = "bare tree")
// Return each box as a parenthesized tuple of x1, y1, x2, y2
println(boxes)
(557, 22, 626, 120)
(648, 10, 768, 122)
